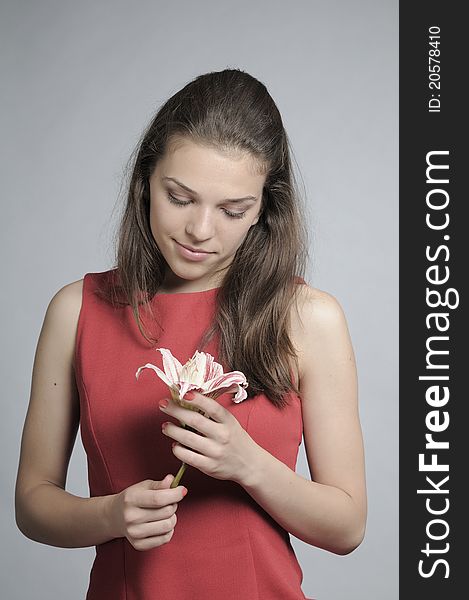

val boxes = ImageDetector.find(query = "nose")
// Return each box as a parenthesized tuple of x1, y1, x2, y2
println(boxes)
(184, 205, 215, 241)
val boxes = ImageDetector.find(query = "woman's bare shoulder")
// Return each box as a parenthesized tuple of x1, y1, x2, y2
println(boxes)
(41, 278, 85, 364)
(47, 278, 84, 322)
(290, 282, 350, 381)
(291, 282, 345, 331)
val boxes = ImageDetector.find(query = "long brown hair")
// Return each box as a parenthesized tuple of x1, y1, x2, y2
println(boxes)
(98, 68, 309, 408)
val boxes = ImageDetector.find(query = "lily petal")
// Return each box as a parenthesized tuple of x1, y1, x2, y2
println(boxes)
(233, 386, 248, 403)
(198, 351, 224, 381)
(158, 348, 183, 384)
(203, 371, 248, 392)
(137, 349, 248, 406)
(202, 383, 248, 403)
(179, 353, 206, 387)
(135, 363, 173, 388)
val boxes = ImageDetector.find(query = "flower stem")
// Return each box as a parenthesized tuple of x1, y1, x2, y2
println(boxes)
(171, 462, 187, 488)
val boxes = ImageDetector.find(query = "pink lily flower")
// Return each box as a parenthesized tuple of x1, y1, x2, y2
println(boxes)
(135, 348, 248, 487)
(135, 348, 248, 407)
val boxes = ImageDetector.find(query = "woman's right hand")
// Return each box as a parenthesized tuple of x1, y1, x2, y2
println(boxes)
(107, 474, 187, 551)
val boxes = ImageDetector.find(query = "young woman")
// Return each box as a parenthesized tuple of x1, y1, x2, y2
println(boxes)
(15, 68, 367, 599)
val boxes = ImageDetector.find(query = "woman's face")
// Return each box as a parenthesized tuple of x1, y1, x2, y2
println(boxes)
(148, 137, 266, 293)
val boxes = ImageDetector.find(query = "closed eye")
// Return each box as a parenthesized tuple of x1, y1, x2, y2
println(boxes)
(167, 193, 190, 207)
(167, 193, 247, 219)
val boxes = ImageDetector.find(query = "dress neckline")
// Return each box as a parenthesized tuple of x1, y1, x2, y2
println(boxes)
(153, 286, 221, 298)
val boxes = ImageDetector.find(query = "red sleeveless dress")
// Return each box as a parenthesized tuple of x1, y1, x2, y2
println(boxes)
(75, 270, 310, 599)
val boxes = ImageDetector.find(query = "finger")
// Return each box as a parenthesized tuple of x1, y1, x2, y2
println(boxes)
(172, 441, 212, 471)
(138, 486, 186, 508)
(133, 529, 175, 550)
(157, 474, 174, 489)
(161, 392, 227, 426)
(162, 421, 215, 454)
(132, 513, 177, 538)
(131, 503, 178, 525)
(146, 474, 174, 490)
(160, 401, 220, 435)
(183, 390, 227, 424)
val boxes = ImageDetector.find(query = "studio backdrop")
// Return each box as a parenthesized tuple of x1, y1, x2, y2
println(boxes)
(1, 1, 398, 598)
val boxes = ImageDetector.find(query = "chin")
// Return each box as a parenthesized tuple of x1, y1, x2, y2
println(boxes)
(164, 260, 206, 280)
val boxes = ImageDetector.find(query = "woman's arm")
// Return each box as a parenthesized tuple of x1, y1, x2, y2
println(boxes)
(239, 287, 367, 555)
(156, 285, 367, 555)
(15, 281, 117, 548)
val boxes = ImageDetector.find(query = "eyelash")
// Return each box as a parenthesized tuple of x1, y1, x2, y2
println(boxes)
(167, 193, 247, 219)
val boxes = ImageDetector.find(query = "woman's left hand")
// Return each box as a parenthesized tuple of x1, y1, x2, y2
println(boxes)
(159, 391, 259, 485)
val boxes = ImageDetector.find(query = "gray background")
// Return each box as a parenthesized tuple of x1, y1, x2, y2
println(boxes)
(1, 1, 398, 598)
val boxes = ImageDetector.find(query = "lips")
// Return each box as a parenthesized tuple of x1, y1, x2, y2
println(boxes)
(176, 241, 213, 254)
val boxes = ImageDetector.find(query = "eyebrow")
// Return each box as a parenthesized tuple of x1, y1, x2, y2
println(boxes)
(162, 176, 257, 203)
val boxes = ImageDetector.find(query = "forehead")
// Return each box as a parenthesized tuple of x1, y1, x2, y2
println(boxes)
(153, 137, 267, 192)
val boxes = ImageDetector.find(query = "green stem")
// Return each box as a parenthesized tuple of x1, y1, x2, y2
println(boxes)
(171, 462, 187, 488)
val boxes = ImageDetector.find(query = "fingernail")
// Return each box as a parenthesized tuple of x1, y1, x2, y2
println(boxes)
(172, 441, 177, 448)
(185, 390, 196, 401)
(182, 487, 188, 496)
(159, 399, 168, 408)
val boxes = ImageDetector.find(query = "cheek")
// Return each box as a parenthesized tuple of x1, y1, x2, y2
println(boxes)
(223, 223, 253, 251)
(149, 201, 176, 234)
